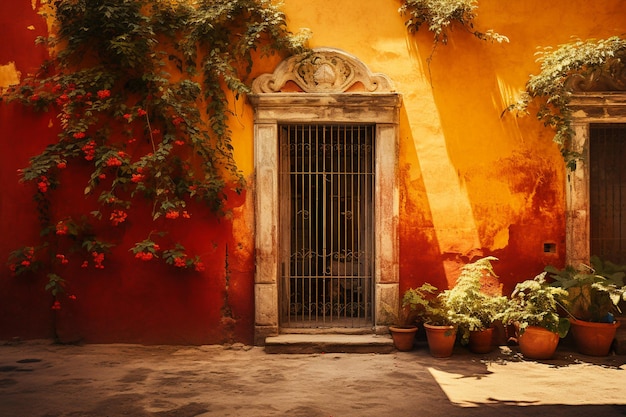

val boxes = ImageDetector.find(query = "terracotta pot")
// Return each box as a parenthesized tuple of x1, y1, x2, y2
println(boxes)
(468, 327, 494, 354)
(517, 325, 559, 360)
(569, 318, 620, 356)
(424, 323, 457, 358)
(389, 325, 418, 351)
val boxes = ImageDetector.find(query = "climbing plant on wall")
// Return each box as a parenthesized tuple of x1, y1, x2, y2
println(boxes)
(506, 36, 626, 170)
(398, 0, 508, 46)
(2, 0, 309, 307)
(398, 0, 507, 82)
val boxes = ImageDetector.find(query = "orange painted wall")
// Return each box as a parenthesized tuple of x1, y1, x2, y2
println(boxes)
(1, 1, 626, 343)
(280, 0, 626, 293)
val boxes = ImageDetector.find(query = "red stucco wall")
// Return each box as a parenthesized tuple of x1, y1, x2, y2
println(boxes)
(0, 2, 255, 345)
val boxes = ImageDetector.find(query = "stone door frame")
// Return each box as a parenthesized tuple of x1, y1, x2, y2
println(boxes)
(248, 48, 401, 344)
(566, 92, 626, 268)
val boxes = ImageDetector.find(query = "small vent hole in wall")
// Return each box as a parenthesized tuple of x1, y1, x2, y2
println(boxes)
(543, 243, 556, 254)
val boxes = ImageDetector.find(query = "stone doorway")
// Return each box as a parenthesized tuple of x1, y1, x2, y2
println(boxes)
(249, 48, 401, 344)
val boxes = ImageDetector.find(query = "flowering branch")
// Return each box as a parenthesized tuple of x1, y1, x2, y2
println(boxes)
(2, 0, 309, 304)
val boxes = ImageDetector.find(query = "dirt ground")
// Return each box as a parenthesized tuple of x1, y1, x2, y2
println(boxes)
(1, 339, 626, 417)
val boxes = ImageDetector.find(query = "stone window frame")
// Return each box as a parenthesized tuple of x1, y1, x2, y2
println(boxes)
(248, 48, 402, 344)
(566, 92, 626, 268)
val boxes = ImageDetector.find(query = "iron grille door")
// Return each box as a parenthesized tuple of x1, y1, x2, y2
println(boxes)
(279, 124, 375, 328)
(590, 123, 626, 264)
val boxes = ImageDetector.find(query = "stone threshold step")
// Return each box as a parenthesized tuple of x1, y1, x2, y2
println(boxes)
(264, 333, 394, 354)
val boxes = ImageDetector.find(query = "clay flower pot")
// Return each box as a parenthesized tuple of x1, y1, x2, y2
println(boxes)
(424, 323, 457, 358)
(517, 325, 559, 360)
(389, 325, 418, 351)
(468, 327, 495, 354)
(569, 318, 620, 356)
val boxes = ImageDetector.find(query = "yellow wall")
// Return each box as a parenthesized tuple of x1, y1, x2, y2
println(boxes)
(251, 0, 626, 290)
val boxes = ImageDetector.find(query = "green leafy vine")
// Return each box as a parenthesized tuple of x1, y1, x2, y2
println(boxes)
(398, 0, 508, 46)
(2, 0, 309, 308)
(506, 36, 626, 170)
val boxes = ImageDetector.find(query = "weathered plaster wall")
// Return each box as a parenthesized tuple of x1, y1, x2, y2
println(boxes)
(1, 0, 626, 343)
(281, 0, 626, 293)
(0, 2, 256, 344)
(1, 1, 58, 340)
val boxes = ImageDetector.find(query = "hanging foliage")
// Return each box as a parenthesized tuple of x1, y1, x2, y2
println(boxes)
(506, 36, 626, 170)
(398, 0, 508, 45)
(2, 0, 309, 306)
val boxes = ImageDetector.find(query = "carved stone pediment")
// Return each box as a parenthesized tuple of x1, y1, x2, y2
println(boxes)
(252, 48, 394, 94)
(565, 60, 626, 92)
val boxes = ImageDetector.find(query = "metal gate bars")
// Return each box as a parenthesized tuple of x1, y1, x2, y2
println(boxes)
(280, 124, 375, 328)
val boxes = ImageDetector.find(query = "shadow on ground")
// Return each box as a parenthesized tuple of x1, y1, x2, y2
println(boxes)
(1, 339, 625, 417)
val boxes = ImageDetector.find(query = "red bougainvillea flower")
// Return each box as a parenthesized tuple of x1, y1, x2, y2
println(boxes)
(174, 140, 185, 146)
(96, 89, 111, 100)
(99, 173, 107, 180)
(106, 157, 122, 167)
(131, 173, 145, 183)
(110, 210, 128, 226)
(165, 210, 179, 220)
(57, 161, 67, 169)
(56, 254, 69, 265)
(36, 175, 50, 193)
(174, 257, 187, 268)
(82, 140, 96, 161)
(56, 221, 69, 235)
(172, 116, 184, 126)
(37, 180, 49, 193)
(55, 93, 69, 106)
(135, 251, 154, 261)
(92, 252, 105, 269)
(81, 260, 89, 268)
(137, 108, 147, 117)
(73, 131, 86, 139)
(123, 113, 132, 121)
(194, 262, 205, 272)
(182, 211, 191, 219)
(30, 94, 40, 102)
(68, 295, 77, 300)
(21, 260, 31, 267)
(51, 300, 61, 310)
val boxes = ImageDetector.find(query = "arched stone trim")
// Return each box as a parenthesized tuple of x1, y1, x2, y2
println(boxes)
(249, 48, 401, 344)
(565, 66, 626, 93)
(252, 47, 394, 94)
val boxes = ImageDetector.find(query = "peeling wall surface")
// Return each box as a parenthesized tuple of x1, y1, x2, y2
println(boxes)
(1, 1, 626, 344)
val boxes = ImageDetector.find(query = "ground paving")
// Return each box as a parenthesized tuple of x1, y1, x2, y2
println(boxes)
(1, 339, 625, 417)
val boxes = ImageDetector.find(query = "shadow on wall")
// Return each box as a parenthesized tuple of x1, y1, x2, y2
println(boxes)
(399, 17, 567, 293)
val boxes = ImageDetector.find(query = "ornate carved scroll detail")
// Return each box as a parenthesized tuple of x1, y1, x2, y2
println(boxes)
(565, 60, 626, 92)
(252, 48, 394, 93)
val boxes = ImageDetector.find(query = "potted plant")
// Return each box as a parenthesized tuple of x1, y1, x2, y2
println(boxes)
(499, 272, 570, 360)
(385, 303, 419, 352)
(546, 256, 626, 356)
(402, 256, 507, 356)
(403, 282, 456, 358)
(443, 256, 508, 353)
